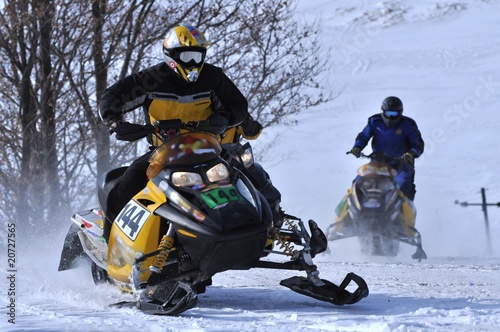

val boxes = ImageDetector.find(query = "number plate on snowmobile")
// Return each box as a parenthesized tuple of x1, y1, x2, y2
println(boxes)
(115, 200, 151, 240)
(200, 186, 244, 209)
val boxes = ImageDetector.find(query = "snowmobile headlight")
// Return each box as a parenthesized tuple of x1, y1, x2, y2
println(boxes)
(206, 163, 229, 182)
(239, 146, 254, 168)
(172, 172, 203, 187)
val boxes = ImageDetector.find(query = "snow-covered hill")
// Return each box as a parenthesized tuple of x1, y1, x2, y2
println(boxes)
(2, 1, 500, 331)
(264, 0, 500, 258)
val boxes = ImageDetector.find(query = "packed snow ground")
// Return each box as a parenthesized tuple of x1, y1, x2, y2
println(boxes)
(2, 0, 500, 331)
(3, 254, 500, 331)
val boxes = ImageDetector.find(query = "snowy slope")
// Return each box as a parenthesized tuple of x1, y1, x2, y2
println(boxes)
(2, 1, 500, 331)
(263, 0, 500, 258)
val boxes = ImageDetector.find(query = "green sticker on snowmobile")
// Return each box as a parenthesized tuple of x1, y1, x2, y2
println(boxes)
(335, 198, 347, 217)
(200, 186, 243, 209)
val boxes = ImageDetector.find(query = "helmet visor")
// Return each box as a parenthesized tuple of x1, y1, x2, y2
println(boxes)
(383, 110, 400, 119)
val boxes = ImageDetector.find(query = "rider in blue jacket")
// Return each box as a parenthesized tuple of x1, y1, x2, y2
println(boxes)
(349, 96, 424, 200)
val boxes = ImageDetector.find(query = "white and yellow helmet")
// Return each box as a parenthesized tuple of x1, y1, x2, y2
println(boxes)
(162, 25, 211, 83)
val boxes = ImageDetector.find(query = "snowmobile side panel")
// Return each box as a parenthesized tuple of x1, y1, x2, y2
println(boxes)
(401, 196, 417, 236)
(107, 199, 163, 283)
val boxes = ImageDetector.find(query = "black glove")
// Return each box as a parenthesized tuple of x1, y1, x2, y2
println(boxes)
(208, 113, 229, 127)
(401, 152, 414, 164)
(113, 122, 154, 141)
(240, 116, 263, 137)
(105, 114, 123, 128)
(200, 112, 229, 135)
(350, 147, 362, 158)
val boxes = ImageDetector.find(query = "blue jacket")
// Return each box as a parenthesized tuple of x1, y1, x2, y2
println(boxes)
(353, 114, 424, 158)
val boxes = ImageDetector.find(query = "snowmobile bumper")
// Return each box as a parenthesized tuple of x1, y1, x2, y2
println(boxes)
(280, 272, 368, 305)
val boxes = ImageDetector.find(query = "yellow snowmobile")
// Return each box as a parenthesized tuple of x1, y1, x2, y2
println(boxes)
(59, 120, 368, 315)
(327, 152, 427, 261)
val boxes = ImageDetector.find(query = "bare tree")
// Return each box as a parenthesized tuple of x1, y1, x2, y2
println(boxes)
(0, 0, 61, 233)
(0, 0, 329, 232)
(207, 0, 328, 127)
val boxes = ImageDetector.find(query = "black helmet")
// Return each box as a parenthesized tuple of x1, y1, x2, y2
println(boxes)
(381, 96, 403, 127)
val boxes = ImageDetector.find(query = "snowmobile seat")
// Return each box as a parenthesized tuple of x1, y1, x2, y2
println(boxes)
(97, 166, 128, 213)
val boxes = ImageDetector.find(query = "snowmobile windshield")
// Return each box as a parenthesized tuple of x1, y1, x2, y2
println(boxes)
(359, 178, 395, 193)
(357, 162, 397, 177)
(148, 132, 222, 167)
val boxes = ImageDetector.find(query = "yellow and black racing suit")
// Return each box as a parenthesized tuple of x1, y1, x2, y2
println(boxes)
(100, 62, 248, 144)
(99, 62, 249, 240)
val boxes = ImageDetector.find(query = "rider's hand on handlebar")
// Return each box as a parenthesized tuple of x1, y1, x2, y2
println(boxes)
(401, 152, 414, 164)
(208, 112, 229, 128)
(350, 147, 362, 158)
(239, 115, 263, 138)
(201, 112, 228, 135)
(105, 114, 123, 132)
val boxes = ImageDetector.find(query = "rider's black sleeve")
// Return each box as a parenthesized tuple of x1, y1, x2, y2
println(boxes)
(99, 62, 248, 127)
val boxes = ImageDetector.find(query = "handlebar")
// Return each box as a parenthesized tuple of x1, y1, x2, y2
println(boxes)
(346, 151, 371, 159)
(110, 119, 227, 142)
(346, 150, 412, 164)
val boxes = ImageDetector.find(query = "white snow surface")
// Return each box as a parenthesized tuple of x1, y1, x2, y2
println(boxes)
(2, 0, 500, 331)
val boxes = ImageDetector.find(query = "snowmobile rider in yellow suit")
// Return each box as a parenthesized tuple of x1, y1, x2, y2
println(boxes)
(99, 24, 281, 241)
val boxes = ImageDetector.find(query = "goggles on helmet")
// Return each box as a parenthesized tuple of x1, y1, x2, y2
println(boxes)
(168, 47, 206, 68)
(383, 110, 400, 119)
(178, 51, 205, 64)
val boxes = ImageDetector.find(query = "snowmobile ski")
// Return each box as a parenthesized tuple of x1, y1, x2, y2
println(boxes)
(139, 281, 198, 316)
(111, 281, 198, 316)
(280, 272, 369, 305)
